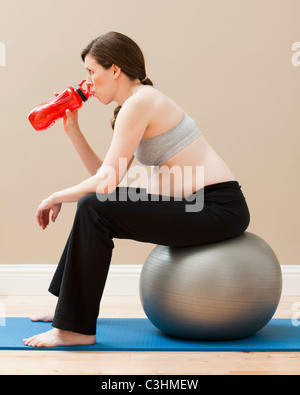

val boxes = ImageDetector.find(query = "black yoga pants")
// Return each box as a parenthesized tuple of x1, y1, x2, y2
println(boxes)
(49, 181, 250, 335)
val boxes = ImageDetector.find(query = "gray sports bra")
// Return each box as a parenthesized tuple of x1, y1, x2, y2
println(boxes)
(134, 109, 201, 167)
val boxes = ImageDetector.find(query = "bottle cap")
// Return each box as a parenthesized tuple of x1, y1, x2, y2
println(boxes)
(75, 80, 91, 102)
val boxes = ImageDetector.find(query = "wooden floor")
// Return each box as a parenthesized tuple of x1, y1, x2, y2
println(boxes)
(0, 294, 299, 375)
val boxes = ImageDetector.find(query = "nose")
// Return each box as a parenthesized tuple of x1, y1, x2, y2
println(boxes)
(86, 74, 93, 87)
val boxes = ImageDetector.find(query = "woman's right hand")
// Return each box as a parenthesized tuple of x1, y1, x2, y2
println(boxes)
(62, 108, 79, 133)
(54, 92, 79, 133)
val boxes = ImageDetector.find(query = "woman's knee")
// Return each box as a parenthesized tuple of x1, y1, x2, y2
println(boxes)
(77, 193, 114, 216)
(77, 193, 98, 212)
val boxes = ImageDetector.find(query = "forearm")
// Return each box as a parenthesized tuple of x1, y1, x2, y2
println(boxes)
(36, 175, 112, 230)
(66, 126, 103, 175)
(51, 157, 123, 205)
(52, 175, 101, 204)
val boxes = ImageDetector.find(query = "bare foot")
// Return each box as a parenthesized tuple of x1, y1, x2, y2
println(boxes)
(30, 312, 54, 322)
(23, 328, 96, 347)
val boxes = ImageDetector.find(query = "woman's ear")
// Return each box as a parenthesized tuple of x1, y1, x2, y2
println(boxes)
(112, 64, 121, 79)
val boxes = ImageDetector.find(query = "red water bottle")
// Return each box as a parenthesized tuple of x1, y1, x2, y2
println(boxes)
(28, 80, 92, 131)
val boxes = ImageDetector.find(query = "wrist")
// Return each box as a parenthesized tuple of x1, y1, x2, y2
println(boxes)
(66, 124, 80, 136)
(50, 192, 60, 204)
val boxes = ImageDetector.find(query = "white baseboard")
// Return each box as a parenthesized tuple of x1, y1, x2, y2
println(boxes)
(0, 265, 142, 296)
(0, 264, 299, 296)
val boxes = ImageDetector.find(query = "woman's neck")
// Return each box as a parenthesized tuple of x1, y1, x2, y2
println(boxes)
(114, 76, 143, 106)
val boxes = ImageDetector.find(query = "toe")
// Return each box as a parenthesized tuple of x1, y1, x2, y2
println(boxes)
(30, 339, 39, 347)
(25, 336, 39, 347)
(23, 337, 33, 345)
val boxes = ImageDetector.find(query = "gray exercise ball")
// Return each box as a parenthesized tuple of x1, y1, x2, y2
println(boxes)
(139, 232, 282, 340)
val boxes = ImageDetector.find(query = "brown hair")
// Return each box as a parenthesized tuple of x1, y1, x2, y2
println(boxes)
(81, 32, 153, 129)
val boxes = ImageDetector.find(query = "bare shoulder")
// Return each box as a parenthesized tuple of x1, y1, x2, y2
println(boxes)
(119, 86, 184, 136)
(125, 86, 160, 109)
(114, 88, 157, 132)
(125, 86, 182, 117)
(118, 86, 159, 123)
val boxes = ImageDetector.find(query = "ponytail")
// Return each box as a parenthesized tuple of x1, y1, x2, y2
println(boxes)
(111, 105, 122, 130)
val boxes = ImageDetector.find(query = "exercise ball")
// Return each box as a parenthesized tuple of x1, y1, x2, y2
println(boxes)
(139, 232, 282, 340)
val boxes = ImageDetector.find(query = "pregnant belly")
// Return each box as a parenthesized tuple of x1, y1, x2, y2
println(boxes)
(147, 136, 236, 197)
(147, 164, 205, 198)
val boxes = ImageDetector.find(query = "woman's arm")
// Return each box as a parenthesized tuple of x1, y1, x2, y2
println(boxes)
(36, 93, 151, 229)
(67, 125, 103, 175)
(36, 155, 135, 229)
(63, 109, 103, 175)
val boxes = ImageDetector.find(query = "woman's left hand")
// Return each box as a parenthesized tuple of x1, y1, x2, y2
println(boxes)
(36, 195, 62, 230)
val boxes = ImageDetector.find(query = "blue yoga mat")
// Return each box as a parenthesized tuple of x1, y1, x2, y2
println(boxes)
(0, 318, 299, 351)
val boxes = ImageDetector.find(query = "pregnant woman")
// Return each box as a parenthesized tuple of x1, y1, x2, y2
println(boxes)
(24, 32, 250, 347)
